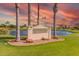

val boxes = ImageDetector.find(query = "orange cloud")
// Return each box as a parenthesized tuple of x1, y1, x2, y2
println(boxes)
(0, 3, 79, 26)
(59, 10, 78, 18)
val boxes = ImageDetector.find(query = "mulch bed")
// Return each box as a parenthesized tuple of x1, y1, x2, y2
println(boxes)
(8, 38, 64, 46)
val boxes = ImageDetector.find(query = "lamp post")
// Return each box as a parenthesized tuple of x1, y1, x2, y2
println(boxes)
(53, 3, 58, 38)
(15, 3, 20, 41)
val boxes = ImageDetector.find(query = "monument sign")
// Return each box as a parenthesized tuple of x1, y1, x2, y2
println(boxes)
(28, 24, 51, 40)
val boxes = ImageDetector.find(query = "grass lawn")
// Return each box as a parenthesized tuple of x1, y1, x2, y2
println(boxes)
(0, 30, 79, 56)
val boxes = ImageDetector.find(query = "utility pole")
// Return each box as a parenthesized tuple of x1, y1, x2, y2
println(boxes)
(53, 3, 58, 38)
(15, 3, 20, 41)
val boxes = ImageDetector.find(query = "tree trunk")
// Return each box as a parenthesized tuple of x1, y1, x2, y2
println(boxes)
(15, 3, 20, 41)
(53, 3, 58, 38)
(37, 3, 39, 25)
(53, 12, 56, 38)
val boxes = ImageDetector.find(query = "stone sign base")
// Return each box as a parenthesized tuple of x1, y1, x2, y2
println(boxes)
(8, 38, 64, 46)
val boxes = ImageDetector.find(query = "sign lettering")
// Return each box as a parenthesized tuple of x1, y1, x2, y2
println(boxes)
(33, 28, 48, 34)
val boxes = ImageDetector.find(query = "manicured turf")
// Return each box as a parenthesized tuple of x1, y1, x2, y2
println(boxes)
(0, 30, 79, 56)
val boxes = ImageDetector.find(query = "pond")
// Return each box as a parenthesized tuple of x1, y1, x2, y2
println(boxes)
(10, 30, 72, 36)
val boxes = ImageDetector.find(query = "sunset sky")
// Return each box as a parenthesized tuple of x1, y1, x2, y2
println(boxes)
(0, 3, 79, 26)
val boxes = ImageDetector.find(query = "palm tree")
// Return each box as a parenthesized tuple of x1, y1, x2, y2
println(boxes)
(15, 3, 20, 41)
(27, 3, 31, 40)
(53, 3, 58, 38)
